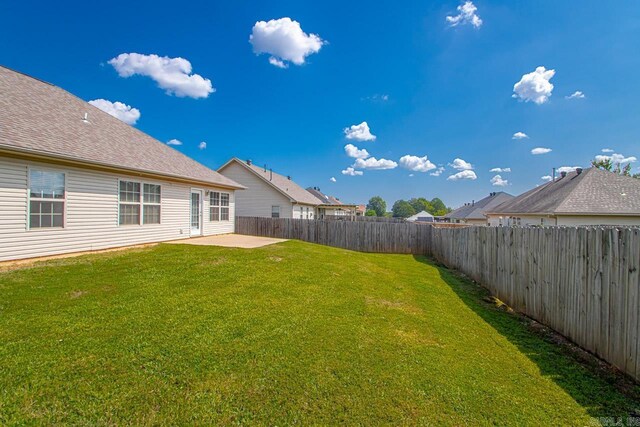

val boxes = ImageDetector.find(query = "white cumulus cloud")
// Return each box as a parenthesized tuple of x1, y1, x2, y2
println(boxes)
(167, 139, 182, 146)
(602, 148, 614, 153)
(329, 177, 336, 182)
(250, 17, 325, 68)
(450, 158, 474, 171)
(512, 132, 529, 140)
(344, 121, 376, 142)
(541, 175, 553, 182)
(352, 157, 398, 170)
(513, 66, 555, 104)
(490, 167, 511, 173)
(595, 153, 637, 164)
(108, 53, 214, 99)
(399, 155, 436, 172)
(341, 167, 363, 176)
(566, 91, 585, 99)
(446, 1, 483, 28)
(531, 147, 552, 155)
(88, 99, 140, 125)
(198, 141, 207, 150)
(430, 167, 445, 177)
(490, 175, 509, 187)
(447, 170, 477, 181)
(344, 143, 370, 159)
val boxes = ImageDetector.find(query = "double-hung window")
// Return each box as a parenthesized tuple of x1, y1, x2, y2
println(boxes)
(143, 184, 161, 224)
(119, 181, 162, 225)
(29, 169, 65, 228)
(119, 181, 141, 225)
(272, 205, 280, 218)
(220, 193, 230, 221)
(210, 191, 230, 221)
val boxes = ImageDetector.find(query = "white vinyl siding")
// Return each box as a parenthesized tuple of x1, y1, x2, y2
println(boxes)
(0, 156, 235, 262)
(220, 162, 294, 218)
(293, 204, 316, 219)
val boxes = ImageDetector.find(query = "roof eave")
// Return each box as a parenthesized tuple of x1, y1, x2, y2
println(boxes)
(0, 145, 246, 190)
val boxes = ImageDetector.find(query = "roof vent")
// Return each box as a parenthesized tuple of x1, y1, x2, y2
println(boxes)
(246, 159, 252, 165)
(81, 112, 90, 124)
(560, 171, 567, 178)
(287, 175, 291, 180)
(576, 167, 583, 175)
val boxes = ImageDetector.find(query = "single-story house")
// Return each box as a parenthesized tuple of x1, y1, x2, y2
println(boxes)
(445, 192, 514, 226)
(406, 210, 434, 223)
(306, 187, 358, 217)
(0, 66, 244, 262)
(218, 158, 320, 219)
(485, 167, 640, 226)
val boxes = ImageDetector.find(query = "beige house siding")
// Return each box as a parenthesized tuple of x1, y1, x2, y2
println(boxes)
(487, 213, 640, 227)
(557, 215, 640, 226)
(0, 156, 234, 261)
(219, 161, 296, 218)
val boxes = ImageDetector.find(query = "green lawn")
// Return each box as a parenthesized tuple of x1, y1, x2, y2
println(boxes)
(0, 241, 638, 425)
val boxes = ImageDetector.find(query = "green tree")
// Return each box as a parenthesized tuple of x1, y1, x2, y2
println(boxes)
(366, 196, 387, 217)
(430, 198, 446, 213)
(429, 197, 451, 216)
(365, 209, 377, 217)
(392, 200, 416, 218)
(408, 197, 433, 214)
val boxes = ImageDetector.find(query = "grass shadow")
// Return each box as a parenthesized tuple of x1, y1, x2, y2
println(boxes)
(412, 255, 640, 422)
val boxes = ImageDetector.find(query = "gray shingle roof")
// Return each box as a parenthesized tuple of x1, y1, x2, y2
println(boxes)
(306, 187, 356, 206)
(488, 167, 640, 215)
(0, 66, 243, 189)
(219, 158, 321, 205)
(446, 191, 515, 220)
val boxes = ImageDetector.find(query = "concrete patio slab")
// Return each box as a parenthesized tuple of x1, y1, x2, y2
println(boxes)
(166, 234, 287, 249)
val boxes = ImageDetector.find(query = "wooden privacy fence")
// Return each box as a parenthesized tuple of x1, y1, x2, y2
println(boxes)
(236, 216, 430, 254)
(322, 215, 407, 223)
(236, 216, 640, 381)
(430, 226, 640, 381)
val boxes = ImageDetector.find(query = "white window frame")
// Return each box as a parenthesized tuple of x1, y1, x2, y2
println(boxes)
(143, 183, 162, 225)
(209, 191, 231, 222)
(272, 205, 280, 218)
(118, 179, 162, 226)
(27, 166, 67, 231)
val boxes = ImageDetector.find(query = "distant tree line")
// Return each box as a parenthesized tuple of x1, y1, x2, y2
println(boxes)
(365, 196, 452, 218)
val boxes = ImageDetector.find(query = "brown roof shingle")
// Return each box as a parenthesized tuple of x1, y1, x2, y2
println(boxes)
(0, 66, 243, 189)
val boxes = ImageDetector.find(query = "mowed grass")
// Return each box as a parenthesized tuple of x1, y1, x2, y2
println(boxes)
(0, 241, 638, 425)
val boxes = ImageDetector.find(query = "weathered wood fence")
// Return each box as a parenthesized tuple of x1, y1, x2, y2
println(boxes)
(236, 216, 640, 381)
(431, 226, 640, 381)
(323, 215, 406, 223)
(236, 216, 430, 254)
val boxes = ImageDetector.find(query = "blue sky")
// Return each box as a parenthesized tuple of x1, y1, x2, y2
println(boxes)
(2, 0, 639, 208)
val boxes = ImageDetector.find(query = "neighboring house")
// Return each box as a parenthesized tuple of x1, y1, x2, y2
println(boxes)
(406, 210, 434, 223)
(306, 187, 358, 217)
(356, 205, 366, 216)
(445, 192, 515, 226)
(218, 158, 320, 219)
(485, 167, 640, 227)
(0, 66, 244, 262)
